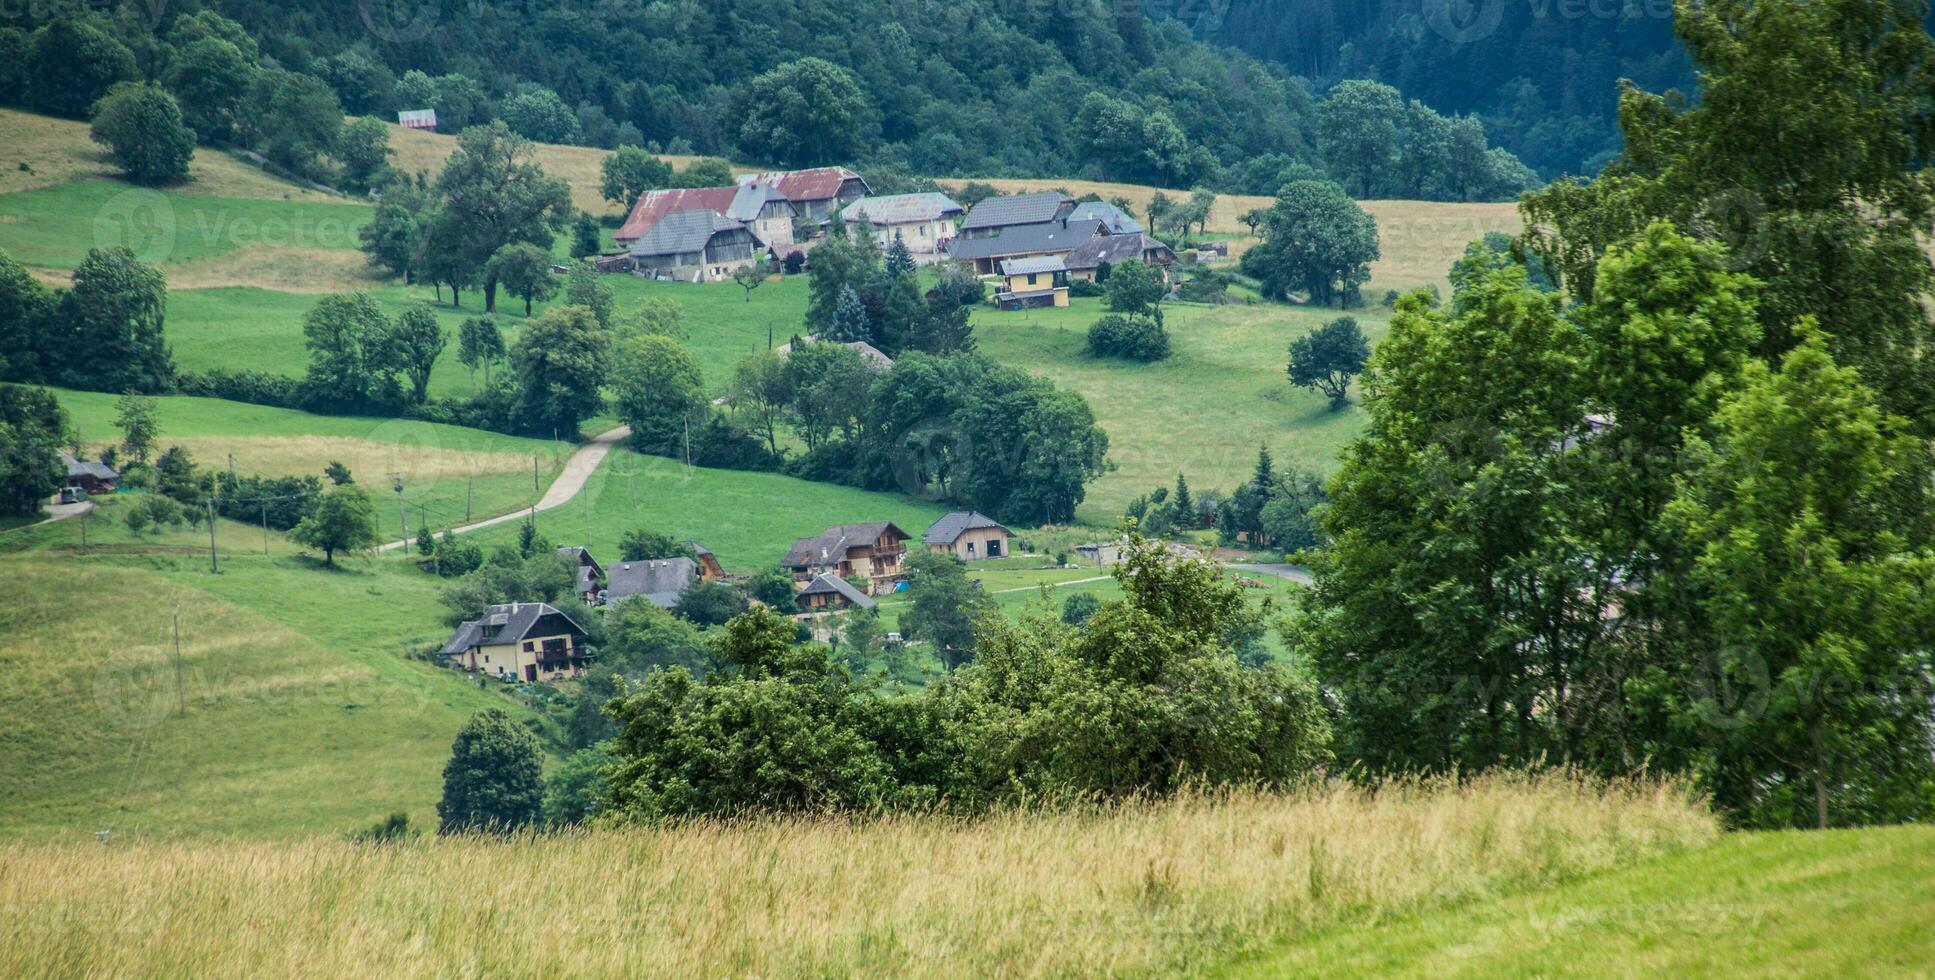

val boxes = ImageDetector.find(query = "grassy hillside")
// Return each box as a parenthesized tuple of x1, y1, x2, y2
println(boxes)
(0, 775, 1713, 976)
(0, 108, 342, 201)
(0, 542, 508, 841)
(466, 445, 953, 571)
(384, 121, 724, 215)
(1226, 824, 1935, 977)
(53, 389, 569, 524)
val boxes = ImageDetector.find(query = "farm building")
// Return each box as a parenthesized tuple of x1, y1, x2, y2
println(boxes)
(783, 522, 911, 594)
(956, 191, 1075, 240)
(441, 602, 591, 683)
(605, 557, 701, 609)
(923, 511, 1012, 559)
(773, 337, 895, 371)
(1063, 234, 1178, 282)
(59, 453, 119, 495)
(684, 541, 725, 582)
(739, 167, 870, 223)
(557, 546, 605, 605)
(840, 193, 963, 254)
(946, 218, 1106, 275)
(793, 573, 877, 614)
(996, 255, 1069, 309)
(396, 109, 437, 130)
(626, 210, 760, 282)
(1069, 201, 1143, 235)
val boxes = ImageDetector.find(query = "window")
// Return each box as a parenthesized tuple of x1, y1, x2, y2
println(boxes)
(966, 541, 976, 556)
(523, 641, 534, 652)
(1027, 273, 1038, 285)
(919, 225, 928, 237)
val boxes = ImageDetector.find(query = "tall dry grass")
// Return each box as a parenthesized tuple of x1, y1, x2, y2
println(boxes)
(0, 773, 1714, 978)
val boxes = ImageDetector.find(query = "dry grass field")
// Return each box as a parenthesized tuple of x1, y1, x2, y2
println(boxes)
(0, 774, 1713, 978)
(0, 109, 342, 202)
(384, 122, 723, 214)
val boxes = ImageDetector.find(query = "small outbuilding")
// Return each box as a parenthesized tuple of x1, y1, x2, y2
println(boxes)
(793, 573, 877, 614)
(923, 511, 1012, 560)
(60, 453, 119, 495)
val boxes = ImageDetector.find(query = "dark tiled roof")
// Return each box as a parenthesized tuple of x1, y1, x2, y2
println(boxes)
(796, 573, 877, 610)
(1063, 233, 1176, 271)
(959, 191, 1073, 231)
(627, 209, 746, 258)
(922, 511, 1009, 545)
(945, 220, 1105, 262)
(783, 522, 908, 568)
(606, 557, 700, 609)
(60, 452, 119, 481)
(442, 602, 584, 654)
(842, 192, 963, 225)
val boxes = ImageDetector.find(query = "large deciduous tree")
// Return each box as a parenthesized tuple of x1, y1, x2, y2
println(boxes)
(290, 483, 380, 566)
(1240, 179, 1379, 307)
(59, 248, 172, 394)
(511, 304, 610, 438)
(600, 145, 672, 209)
(89, 83, 195, 185)
(26, 19, 135, 119)
(732, 58, 870, 167)
(390, 307, 447, 404)
(434, 122, 573, 313)
(612, 332, 705, 456)
(1287, 316, 1370, 408)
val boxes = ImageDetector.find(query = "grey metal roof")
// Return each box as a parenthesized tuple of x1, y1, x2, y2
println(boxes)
(959, 191, 1073, 231)
(61, 452, 119, 480)
(797, 573, 877, 610)
(783, 522, 907, 568)
(441, 602, 583, 654)
(841, 193, 964, 225)
(1000, 255, 1065, 276)
(628, 209, 746, 258)
(922, 511, 1009, 545)
(946, 219, 1105, 262)
(1063, 233, 1176, 271)
(606, 557, 700, 609)
(726, 182, 787, 222)
(773, 338, 895, 371)
(440, 620, 483, 656)
(1068, 201, 1144, 234)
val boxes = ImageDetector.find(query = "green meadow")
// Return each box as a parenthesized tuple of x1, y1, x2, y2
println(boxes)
(0, 177, 369, 270)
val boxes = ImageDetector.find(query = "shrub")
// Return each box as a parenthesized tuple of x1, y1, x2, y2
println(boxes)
(1067, 277, 1105, 298)
(1086, 314, 1170, 362)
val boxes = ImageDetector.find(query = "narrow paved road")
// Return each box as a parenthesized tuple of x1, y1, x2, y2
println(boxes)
(1230, 563, 1314, 585)
(377, 425, 631, 553)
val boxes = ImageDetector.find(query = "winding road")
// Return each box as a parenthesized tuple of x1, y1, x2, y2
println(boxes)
(376, 425, 631, 553)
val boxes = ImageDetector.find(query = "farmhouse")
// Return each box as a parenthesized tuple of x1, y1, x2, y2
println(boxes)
(996, 255, 1069, 309)
(783, 522, 911, 594)
(1069, 200, 1143, 235)
(441, 602, 591, 682)
(557, 546, 605, 605)
(923, 511, 1012, 559)
(840, 193, 964, 254)
(740, 166, 870, 223)
(59, 452, 119, 495)
(626, 210, 760, 282)
(946, 218, 1106, 274)
(956, 191, 1074, 240)
(605, 557, 701, 609)
(1062, 234, 1178, 282)
(685, 541, 725, 581)
(793, 573, 877, 614)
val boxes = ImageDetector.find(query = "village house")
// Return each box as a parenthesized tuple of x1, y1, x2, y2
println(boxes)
(1069, 200, 1143, 235)
(945, 218, 1106, 275)
(1062, 233, 1178, 282)
(955, 191, 1075, 240)
(793, 572, 877, 614)
(605, 557, 701, 609)
(840, 193, 964, 254)
(626, 210, 760, 282)
(557, 546, 604, 606)
(740, 167, 870, 224)
(923, 511, 1012, 560)
(59, 452, 119, 496)
(441, 602, 591, 683)
(995, 255, 1069, 309)
(782, 522, 911, 594)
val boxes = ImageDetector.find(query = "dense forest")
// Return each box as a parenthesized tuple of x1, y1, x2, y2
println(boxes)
(1195, 0, 1695, 176)
(0, 0, 1538, 199)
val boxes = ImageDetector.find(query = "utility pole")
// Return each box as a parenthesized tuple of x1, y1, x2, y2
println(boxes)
(392, 475, 408, 543)
(261, 500, 269, 555)
(79, 509, 87, 555)
(533, 455, 539, 492)
(466, 475, 473, 522)
(227, 453, 236, 482)
(206, 499, 218, 574)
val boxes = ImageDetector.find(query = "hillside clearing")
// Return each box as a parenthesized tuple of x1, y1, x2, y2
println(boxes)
(0, 775, 1713, 977)
(384, 122, 725, 215)
(1225, 824, 1935, 978)
(0, 109, 343, 202)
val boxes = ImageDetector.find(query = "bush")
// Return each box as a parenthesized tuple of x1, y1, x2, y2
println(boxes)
(174, 369, 301, 409)
(1086, 314, 1170, 362)
(1067, 278, 1105, 298)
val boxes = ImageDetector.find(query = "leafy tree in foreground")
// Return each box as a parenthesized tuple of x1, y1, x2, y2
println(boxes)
(438, 708, 545, 834)
(1103, 260, 1165, 319)
(89, 83, 196, 185)
(1288, 316, 1371, 408)
(300, 292, 395, 411)
(1666, 326, 1935, 829)
(511, 304, 610, 438)
(59, 248, 171, 394)
(900, 550, 990, 670)
(0, 385, 70, 516)
(290, 483, 381, 566)
(1241, 179, 1379, 307)
(612, 332, 704, 456)
(435, 122, 572, 313)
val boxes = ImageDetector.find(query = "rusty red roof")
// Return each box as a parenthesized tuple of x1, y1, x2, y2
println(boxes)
(614, 186, 741, 243)
(737, 167, 867, 203)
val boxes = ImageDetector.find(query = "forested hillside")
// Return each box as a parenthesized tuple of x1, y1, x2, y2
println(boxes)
(0, 0, 1535, 200)
(1196, 0, 1694, 176)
